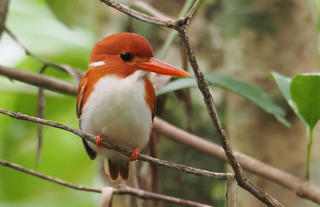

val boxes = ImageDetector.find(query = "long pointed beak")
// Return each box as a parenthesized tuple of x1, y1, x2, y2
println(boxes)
(138, 58, 191, 77)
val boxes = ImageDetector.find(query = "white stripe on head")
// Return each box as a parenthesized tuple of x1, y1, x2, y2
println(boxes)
(89, 61, 105, 67)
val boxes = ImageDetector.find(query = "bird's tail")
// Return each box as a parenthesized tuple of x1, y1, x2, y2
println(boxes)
(104, 159, 130, 181)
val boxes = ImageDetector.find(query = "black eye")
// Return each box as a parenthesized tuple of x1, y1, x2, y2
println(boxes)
(120, 52, 133, 61)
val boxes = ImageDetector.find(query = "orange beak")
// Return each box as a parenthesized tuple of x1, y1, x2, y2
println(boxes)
(138, 58, 191, 77)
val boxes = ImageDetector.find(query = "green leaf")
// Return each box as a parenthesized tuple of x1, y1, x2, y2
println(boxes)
(206, 73, 289, 127)
(270, 71, 301, 115)
(270, 72, 291, 102)
(290, 73, 320, 179)
(46, 0, 110, 35)
(157, 72, 290, 127)
(290, 73, 320, 129)
(157, 78, 197, 96)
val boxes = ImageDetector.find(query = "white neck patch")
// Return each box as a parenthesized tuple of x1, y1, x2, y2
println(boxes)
(89, 61, 105, 67)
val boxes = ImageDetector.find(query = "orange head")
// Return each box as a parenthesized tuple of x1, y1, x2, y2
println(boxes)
(89, 33, 191, 78)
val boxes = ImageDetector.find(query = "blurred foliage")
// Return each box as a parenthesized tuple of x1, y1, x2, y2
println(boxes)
(222, 0, 277, 37)
(158, 74, 289, 127)
(46, 0, 110, 35)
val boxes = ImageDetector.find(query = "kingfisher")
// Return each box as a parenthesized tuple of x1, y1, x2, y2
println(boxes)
(76, 33, 191, 181)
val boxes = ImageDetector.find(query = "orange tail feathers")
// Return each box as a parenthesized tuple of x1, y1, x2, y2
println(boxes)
(104, 159, 129, 181)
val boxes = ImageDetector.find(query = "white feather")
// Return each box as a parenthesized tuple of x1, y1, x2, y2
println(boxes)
(80, 71, 152, 161)
(89, 61, 105, 67)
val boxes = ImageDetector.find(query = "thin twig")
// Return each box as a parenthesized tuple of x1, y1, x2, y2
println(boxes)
(1, 24, 83, 80)
(1, 64, 320, 205)
(0, 65, 76, 95)
(0, 159, 211, 207)
(100, 0, 178, 29)
(36, 65, 47, 168)
(186, 0, 201, 18)
(0, 159, 100, 193)
(0, 109, 229, 180)
(131, 0, 172, 21)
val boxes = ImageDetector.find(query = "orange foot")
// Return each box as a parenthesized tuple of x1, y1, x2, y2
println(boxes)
(129, 147, 139, 161)
(95, 134, 103, 149)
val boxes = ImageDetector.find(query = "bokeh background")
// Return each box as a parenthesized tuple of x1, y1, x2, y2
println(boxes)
(0, 0, 320, 206)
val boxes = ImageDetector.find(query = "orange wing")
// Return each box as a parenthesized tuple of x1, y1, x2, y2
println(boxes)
(76, 72, 97, 160)
(76, 73, 89, 118)
(144, 78, 156, 120)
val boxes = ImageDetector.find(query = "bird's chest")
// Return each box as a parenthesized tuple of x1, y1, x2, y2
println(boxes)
(80, 75, 152, 149)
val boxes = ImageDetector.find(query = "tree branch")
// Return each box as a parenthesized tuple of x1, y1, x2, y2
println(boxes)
(0, 65, 76, 95)
(100, 0, 179, 29)
(0, 159, 211, 207)
(1, 58, 320, 205)
(0, 109, 229, 180)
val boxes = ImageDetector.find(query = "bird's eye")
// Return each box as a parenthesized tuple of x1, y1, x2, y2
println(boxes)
(120, 52, 133, 62)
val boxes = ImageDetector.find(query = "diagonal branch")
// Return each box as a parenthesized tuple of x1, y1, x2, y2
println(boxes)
(0, 159, 211, 207)
(1, 64, 320, 204)
(100, 0, 178, 29)
(0, 109, 229, 180)
(0, 23, 83, 81)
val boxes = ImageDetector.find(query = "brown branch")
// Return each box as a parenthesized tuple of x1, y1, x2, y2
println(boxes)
(0, 109, 229, 180)
(0, 159, 211, 207)
(36, 65, 47, 168)
(131, 0, 173, 21)
(226, 175, 237, 207)
(100, 0, 179, 29)
(1, 64, 320, 205)
(0, 65, 76, 95)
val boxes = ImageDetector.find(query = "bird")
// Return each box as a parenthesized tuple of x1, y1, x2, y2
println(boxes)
(76, 33, 191, 181)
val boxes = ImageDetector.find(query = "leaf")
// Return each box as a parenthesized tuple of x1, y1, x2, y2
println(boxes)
(157, 72, 290, 127)
(270, 72, 291, 102)
(206, 73, 290, 127)
(46, 0, 110, 35)
(270, 71, 303, 122)
(157, 78, 197, 96)
(289, 73, 320, 179)
(290, 73, 320, 129)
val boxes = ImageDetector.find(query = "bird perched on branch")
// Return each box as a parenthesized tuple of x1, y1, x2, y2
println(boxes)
(76, 33, 191, 181)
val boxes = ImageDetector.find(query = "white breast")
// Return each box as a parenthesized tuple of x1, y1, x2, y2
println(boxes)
(80, 71, 153, 160)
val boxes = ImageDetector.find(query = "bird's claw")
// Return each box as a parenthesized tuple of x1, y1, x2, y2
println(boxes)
(129, 147, 139, 161)
(95, 134, 103, 149)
